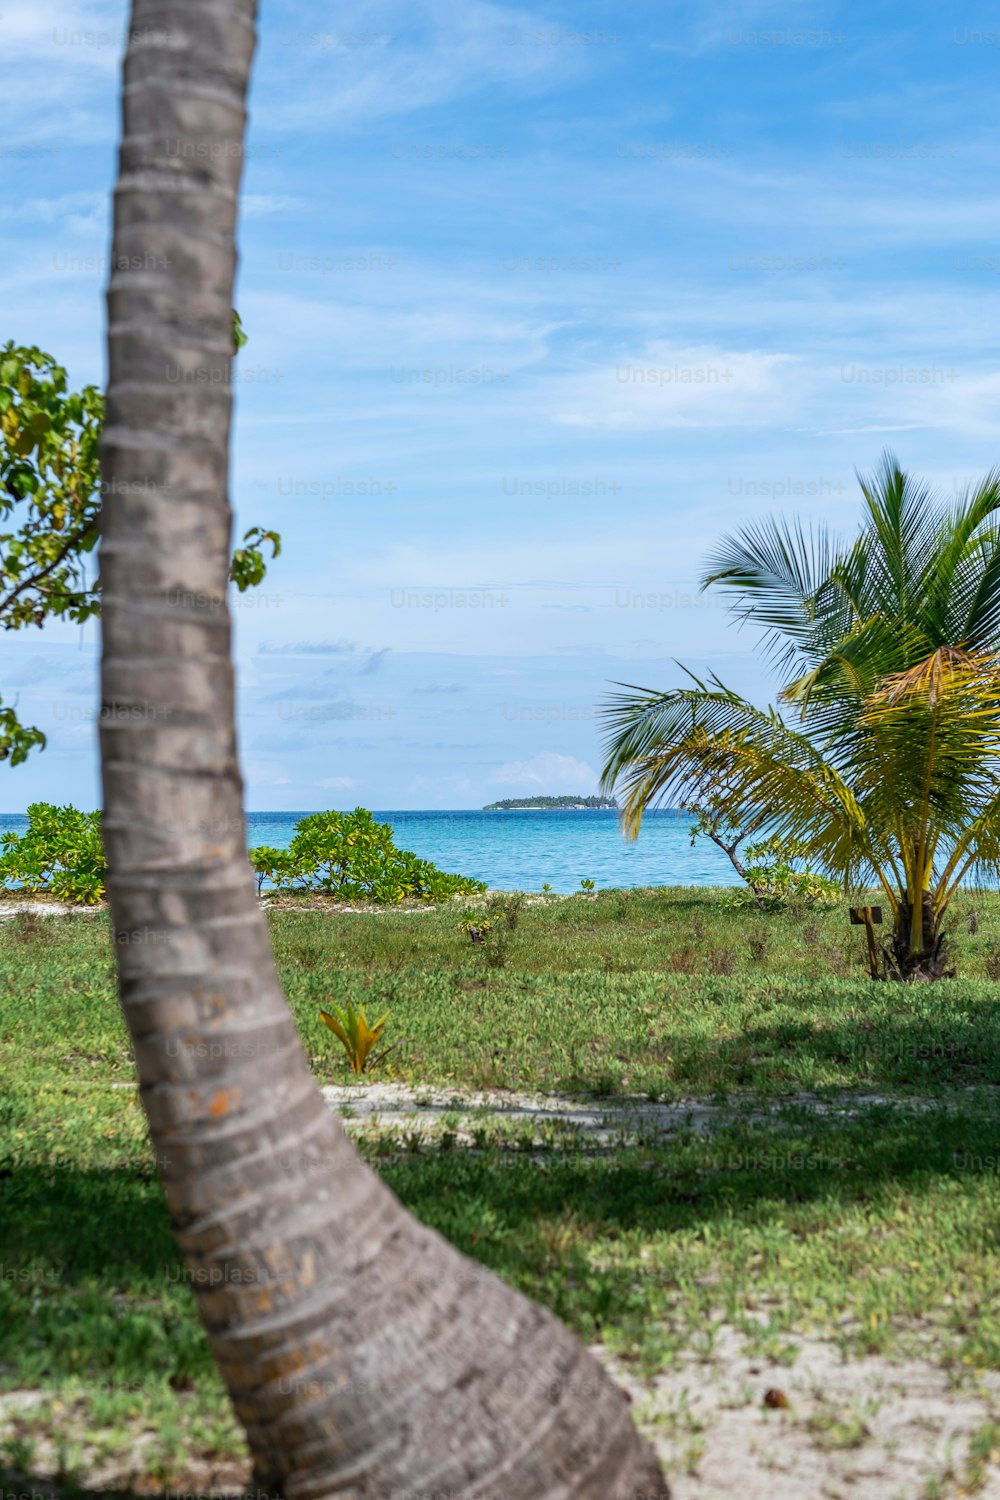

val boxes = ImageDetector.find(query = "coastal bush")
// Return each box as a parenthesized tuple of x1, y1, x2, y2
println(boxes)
(460, 911, 508, 965)
(487, 891, 525, 930)
(0, 801, 104, 904)
(459, 892, 525, 967)
(249, 808, 485, 904)
(683, 799, 840, 914)
(731, 836, 842, 912)
(249, 845, 296, 896)
(0, 804, 485, 909)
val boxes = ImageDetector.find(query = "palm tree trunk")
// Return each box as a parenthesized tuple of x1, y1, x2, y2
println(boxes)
(98, 2, 669, 1495)
(889, 891, 952, 980)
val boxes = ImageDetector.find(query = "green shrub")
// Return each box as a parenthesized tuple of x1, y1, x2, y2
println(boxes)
(485, 891, 525, 930)
(732, 836, 842, 912)
(249, 808, 485, 904)
(459, 891, 525, 968)
(0, 804, 484, 910)
(248, 845, 296, 896)
(0, 802, 105, 905)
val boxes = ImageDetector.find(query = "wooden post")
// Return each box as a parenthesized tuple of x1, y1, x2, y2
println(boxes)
(850, 905, 883, 979)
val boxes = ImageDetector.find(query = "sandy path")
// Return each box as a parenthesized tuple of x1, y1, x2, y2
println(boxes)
(322, 1079, 997, 1144)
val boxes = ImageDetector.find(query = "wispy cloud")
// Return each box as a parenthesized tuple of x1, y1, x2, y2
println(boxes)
(488, 751, 599, 790)
(550, 344, 800, 430)
(253, 0, 596, 133)
(258, 639, 382, 656)
(4, 0, 998, 811)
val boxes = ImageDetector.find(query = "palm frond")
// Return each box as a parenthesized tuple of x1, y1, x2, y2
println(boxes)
(919, 470, 1000, 645)
(599, 677, 872, 878)
(853, 451, 943, 625)
(609, 459, 1000, 964)
(855, 649, 1000, 872)
(960, 535, 1000, 649)
(699, 516, 843, 672)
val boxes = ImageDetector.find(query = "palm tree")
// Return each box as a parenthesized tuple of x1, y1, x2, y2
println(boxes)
(601, 454, 1000, 979)
(98, 2, 668, 1495)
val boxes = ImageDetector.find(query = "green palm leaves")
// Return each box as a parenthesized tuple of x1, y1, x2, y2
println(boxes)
(600, 453, 1000, 977)
(602, 668, 869, 880)
(319, 1003, 395, 1074)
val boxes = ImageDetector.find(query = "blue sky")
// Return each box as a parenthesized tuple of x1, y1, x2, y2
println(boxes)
(3, 0, 1000, 809)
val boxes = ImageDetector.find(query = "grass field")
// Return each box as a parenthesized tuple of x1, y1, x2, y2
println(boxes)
(3, 888, 1000, 1494)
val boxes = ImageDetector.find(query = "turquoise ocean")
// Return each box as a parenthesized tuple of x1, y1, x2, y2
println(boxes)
(0, 808, 734, 894)
(247, 809, 732, 892)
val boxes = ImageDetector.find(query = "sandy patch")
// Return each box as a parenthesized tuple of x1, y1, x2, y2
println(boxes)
(0, 901, 98, 919)
(600, 1325, 1000, 1499)
(322, 1080, 998, 1146)
(4, 1332, 998, 1499)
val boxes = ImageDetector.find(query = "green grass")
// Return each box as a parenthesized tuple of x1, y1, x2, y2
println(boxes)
(7, 888, 1000, 1099)
(3, 888, 1000, 1490)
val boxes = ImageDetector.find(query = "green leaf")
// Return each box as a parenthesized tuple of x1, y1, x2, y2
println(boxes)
(0, 342, 279, 766)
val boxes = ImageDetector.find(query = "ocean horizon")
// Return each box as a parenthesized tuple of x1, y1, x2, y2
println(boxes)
(1, 806, 737, 894)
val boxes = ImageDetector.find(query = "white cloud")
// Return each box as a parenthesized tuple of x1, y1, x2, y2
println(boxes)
(318, 775, 359, 788)
(254, 0, 590, 133)
(0, 0, 129, 145)
(244, 761, 291, 786)
(242, 195, 306, 217)
(487, 751, 598, 791)
(551, 343, 800, 431)
(0, 191, 105, 225)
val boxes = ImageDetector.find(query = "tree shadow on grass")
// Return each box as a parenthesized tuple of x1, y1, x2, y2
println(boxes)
(553, 1001, 1000, 1098)
(378, 1096, 1000, 1329)
(0, 1164, 211, 1392)
(382, 1097, 1000, 1238)
(3, 1058, 999, 1327)
(2, 1090, 1000, 1493)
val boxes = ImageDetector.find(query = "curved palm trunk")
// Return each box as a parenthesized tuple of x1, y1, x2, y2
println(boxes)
(98, 3, 669, 1496)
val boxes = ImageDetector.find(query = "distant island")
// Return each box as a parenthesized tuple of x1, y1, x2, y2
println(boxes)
(483, 795, 618, 811)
